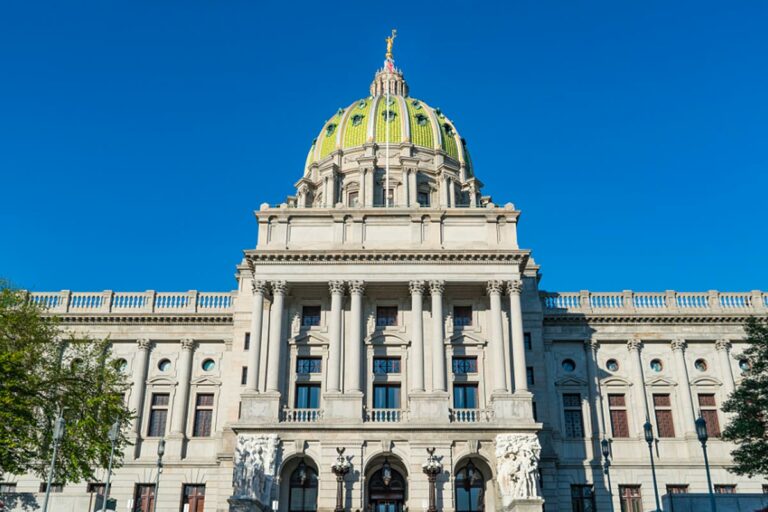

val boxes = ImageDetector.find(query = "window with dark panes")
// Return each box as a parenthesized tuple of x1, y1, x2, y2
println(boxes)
(453, 306, 472, 327)
(241, 366, 248, 385)
(563, 393, 584, 438)
(619, 485, 642, 512)
(609, 394, 630, 438)
(182, 484, 206, 512)
(147, 393, 169, 437)
(418, 190, 430, 207)
(244, 332, 250, 350)
(526, 366, 535, 386)
(87, 482, 105, 494)
(296, 357, 322, 374)
(376, 306, 398, 326)
(653, 394, 675, 438)
(666, 485, 688, 494)
(524, 332, 532, 350)
(133, 484, 155, 512)
(0, 482, 17, 493)
(714, 484, 736, 494)
(301, 306, 321, 327)
(289, 463, 318, 512)
(39, 483, 63, 493)
(532, 401, 538, 422)
(373, 357, 401, 374)
(452, 356, 478, 375)
(571, 484, 595, 512)
(453, 384, 479, 409)
(698, 394, 721, 437)
(295, 384, 321, 409)
(373, 384, 401, 409)
(193, 393, 214, 437)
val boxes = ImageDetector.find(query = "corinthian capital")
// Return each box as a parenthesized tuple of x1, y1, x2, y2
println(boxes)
(270, 280, 288, 295)
(486, 280, 505, 296)
(626, 338, 643, 352)
(507, 279, 523, 295)
(670, 338, 687, 352)
(715, 339, 732, 352)
(252, 280, 270, 296)
(348, 281, 366, 296)
(329, 280, 346, 295)
(429, 280, 445, 295)
(409, 280, 425, 295)
(137, 338, 152, 351)
(180, 338, 195, 351)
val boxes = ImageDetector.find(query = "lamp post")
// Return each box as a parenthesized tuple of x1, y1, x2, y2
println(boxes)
(601, 438, 615, 512)
(330, 448, 352, 512)
(100, 420, 121, 512)
(642, 420, 661, 512)
(42, 412, 66, 512)
(422, 448, 442, 512)
(152, 439, 165, 512)
(695, 415, 717, 512)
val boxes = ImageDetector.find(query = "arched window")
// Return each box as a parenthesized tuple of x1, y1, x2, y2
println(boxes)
(289, 460, 318, 512)
(455, 460, 484, 512)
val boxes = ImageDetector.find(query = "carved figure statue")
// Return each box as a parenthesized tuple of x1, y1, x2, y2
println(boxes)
(233, 434, 280, 504)
(385, 29, 397, 59)
(495, 433, 542, 506)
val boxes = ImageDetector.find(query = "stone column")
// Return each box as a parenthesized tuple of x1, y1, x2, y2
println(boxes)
(265, 281, 287, 393)
(507, 280, 529, 393)
(246, 281, 269, 392)
(627, 339, 650, 420)
(715, 339, 736, 396)
(327, 281, 345, 393)
(170, 338, 195, 436)
(671, 339, 697, 436)
(429, 280, 447, 392)
(584, 340, 605, 443)
(130, 338, 151, 458)
(487, 280, 508, 393)
(409, 280, 426, 392)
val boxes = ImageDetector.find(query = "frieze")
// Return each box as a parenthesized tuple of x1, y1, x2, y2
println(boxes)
(247, 251, 529, 266)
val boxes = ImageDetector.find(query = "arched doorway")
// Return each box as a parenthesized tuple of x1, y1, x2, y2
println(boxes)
(283, 458, 318, 512)
(367, 458, 406, 512)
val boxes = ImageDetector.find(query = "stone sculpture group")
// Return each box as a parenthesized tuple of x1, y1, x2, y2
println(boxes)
(495, 433, 542, 505)
(232, 434, 280, 504)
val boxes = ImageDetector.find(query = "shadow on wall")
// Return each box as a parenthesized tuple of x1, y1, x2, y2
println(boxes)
(0, 492, 39, 511)
(665, 492, 768, 511)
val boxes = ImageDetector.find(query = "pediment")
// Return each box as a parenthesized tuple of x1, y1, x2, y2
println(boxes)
(290, 332, 329, 345)
(449, 332, 487, 346)
(555, 376, 588, 387)
(690, 376, 722, 387)
(601, 376, 633, 387)
(147, 375, 176, 386)
(645, 376, 677, 387)
(366, 332, 409, 346)
(191, 376, 222, 386)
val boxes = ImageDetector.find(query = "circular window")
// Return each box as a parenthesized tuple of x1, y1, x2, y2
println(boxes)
(694, 359, 708, 372)
(562, 359, 576, 372)
(650, 359, 663, 372)
(158, 359, 171, 372)
(739, 359, 750, 372)
(202, 358, 216, 372)
(115, 358, 128, 373)
(606, 359, 619, 372)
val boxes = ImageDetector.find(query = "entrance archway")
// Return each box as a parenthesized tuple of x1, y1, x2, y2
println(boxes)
(367, 457, 407, 512)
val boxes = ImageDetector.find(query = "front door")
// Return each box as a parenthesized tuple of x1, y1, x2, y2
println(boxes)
(368, 462, 406, 512)
(373, 499, 402, 512)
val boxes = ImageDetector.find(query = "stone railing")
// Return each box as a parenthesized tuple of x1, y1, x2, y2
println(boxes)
(29, 290, 235, 314)
(282, 408, 323, 423)
(449, 408, 495, 423)
(365, 408, 406, 423)
(542, 290, 768, 314)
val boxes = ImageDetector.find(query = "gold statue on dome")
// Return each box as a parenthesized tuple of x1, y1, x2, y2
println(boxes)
(385, 29, 397, 60)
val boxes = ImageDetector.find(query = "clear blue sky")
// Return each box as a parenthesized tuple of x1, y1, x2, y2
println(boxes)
(1, 1, 766, 293)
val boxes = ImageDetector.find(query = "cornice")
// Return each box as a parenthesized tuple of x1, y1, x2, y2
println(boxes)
(52, 314, 233, 325)
(543, 313, 766, 325)
(246, 250, 529, 267)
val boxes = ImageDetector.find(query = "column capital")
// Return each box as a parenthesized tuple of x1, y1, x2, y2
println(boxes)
(137, 338, 152, 351)
(584, 339, 600, 352)
(409, 280, 426, 294)
(270, 280, 288, 295)
(670, 338, 687, 352)
(715, 339, 732, 352)
(252, 280, 270, 295)
(486, 280, 505, 296)
(348, 280, 366, 296)
(329, 280, 346, 295)
(626, 338, 643, 352)
(180, 338, 195, 351)
(429, 280, 445, 295)
(506, 279, 523, 295)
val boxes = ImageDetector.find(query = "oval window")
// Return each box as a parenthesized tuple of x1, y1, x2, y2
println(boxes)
(650, 359, 663, 372)
(739, 359, 750, 372)
(202, 358, 216, 372)
(562, 359, 576, 372)
(158, 358, 171, 372)
(115, 358, 128, 373)
(606, 359, 619, 372)
(694, 359, 707, 372)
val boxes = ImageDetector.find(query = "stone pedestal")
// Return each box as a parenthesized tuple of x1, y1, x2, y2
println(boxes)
(408, 391, 450, 422)
(228, 497, 270, 512)
(507, 498, 545, 512)
(323, 392, 363, 421)
(491, 392, 535, 422)
(240, 391, 281, 422)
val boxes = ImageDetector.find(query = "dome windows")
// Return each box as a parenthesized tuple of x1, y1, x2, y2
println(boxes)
(443, 123, 454, 135)
(411, 99, 422, 110)
(351, 114, 364, 127)
(415, 113, 429, 126)
(381, 110, 397, 122)
(357, 100, 367, 109)
(325, 123, 337, 137)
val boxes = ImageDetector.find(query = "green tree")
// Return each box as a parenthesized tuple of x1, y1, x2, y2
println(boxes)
(0, 282, 132, 483)
(722, 316, 768, 478)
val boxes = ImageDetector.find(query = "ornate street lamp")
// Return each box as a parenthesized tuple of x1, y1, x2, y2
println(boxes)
(642, 420, 661, 512)
(601, 438, 615, 512)
(422, 448, 442, 512)
(330, 448, 352, 512)
(152, 438, 165, 512)
(381, 458, 392, 487)
(297, 459, 308, 486)
(42, 412, 66, 512)
(100, 420, 121, 512)
(695, 415, 717, 512)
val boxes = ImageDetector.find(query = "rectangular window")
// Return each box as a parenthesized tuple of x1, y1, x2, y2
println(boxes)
(532, 401, 538, 422)
(453, 384, 479, 409)
(295, 384, 321, 409)
(0, 483, 17, 493)
(133, 484, 155, 512)
(563, 393, 584, 438)
(376, 306, 398, 327)
(570, 484, 595, 512)
(453, 305, 472, 327)
(452, 356, 478, 375)
(526, 366, 535, 386)
(714, 485, 736, 494)
(182, 484, 206, 512)
(699, 394, 721, 437)
(87, 482, 105, 495)
(296, 357, 322, 374)
(193, 393, 214, 437)
(147, 393, 169, 437)
(608, 394, 630, 438)
(373, 357, 401, 374)
(39, 483, 63, 493)
(619, 485, 642, 512)
(653, 394, 675, 438)
(666, 485, 689, 494)
(348, 191, 359, 207)
(373, 384, 401, 409)
(244, 332, 250, 351)
(301, 306, 321, 327)
(762, 484, 768, 494)
(241, 366, 248, 385)
(417, 191, 430, 207)
(524, 332, 532, 350)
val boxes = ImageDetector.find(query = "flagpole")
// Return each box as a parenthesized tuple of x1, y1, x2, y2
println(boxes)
(385, 62, 390, 208)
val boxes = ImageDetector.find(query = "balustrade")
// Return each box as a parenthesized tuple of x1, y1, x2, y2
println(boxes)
(365, 408, 405, 422)
(28, 290, 235, 313)
(542, 290, 767, 314)
(449, 408, 494, 423)
(282, 408, 323, 423)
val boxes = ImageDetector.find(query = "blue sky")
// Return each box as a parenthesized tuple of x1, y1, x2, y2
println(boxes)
(1, 1, 766, 292)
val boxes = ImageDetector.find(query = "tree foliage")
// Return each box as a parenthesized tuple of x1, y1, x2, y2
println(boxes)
(722, 316, 768, 478)
(0, 282, 132, 483)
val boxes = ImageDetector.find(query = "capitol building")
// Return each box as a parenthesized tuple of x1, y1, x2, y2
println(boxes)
(4, 42, 768, 512)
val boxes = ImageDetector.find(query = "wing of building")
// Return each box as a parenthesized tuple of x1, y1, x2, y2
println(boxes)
(4, 50, 768, 512)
